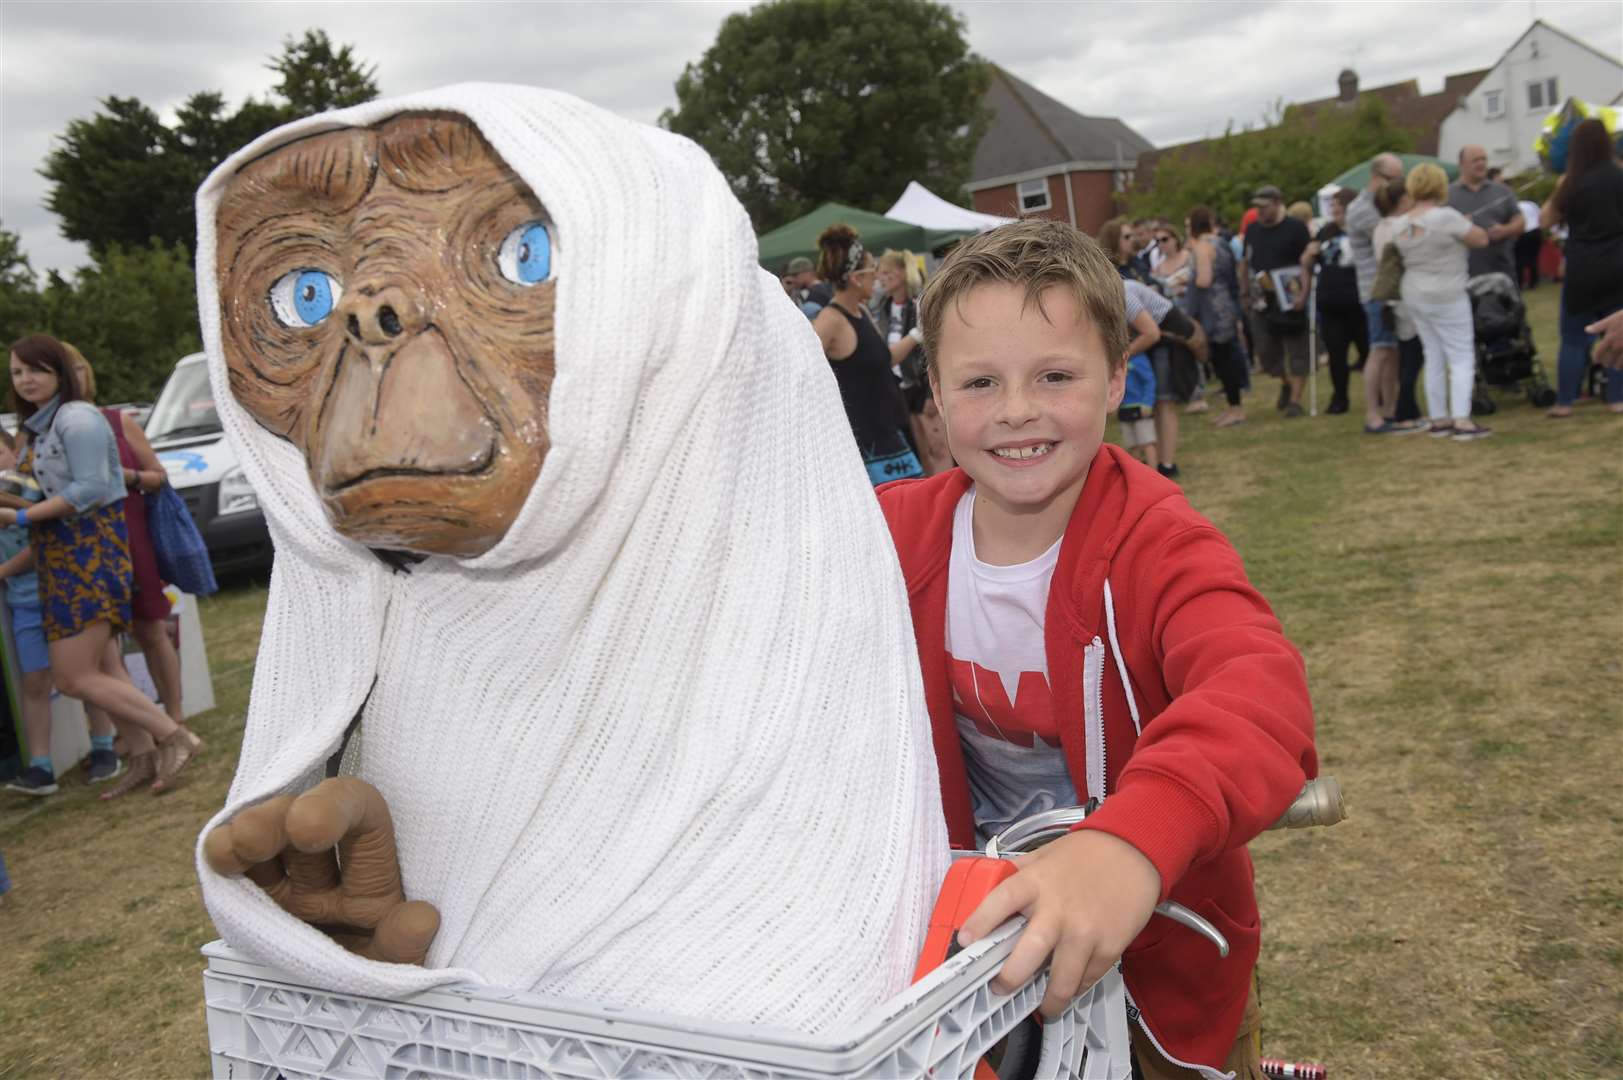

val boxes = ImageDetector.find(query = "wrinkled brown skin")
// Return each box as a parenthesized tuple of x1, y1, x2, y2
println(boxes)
(207, 113, 559, 963)
(204, 778, 439, 964)
(213, 111, 555, 558)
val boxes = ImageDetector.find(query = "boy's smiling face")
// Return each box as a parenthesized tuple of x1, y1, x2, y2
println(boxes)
(932, 281, 1125, 522)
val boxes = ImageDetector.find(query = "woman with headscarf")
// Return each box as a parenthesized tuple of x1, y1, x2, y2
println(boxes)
(0, 334, 200, 792)
(812, 225, 924, 485)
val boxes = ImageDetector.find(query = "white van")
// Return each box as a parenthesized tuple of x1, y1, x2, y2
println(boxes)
(146, 353, 272, 576)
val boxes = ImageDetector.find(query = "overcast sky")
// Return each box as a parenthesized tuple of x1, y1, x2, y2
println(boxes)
(3, 0, 1619, 276)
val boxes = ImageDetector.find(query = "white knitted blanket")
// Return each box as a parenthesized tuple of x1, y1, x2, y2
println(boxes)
(192, 84, 946, 1033)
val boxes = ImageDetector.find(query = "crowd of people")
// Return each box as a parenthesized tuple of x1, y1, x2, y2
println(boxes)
(1, 333, 201, 800)
(789, 126, 1622, 484)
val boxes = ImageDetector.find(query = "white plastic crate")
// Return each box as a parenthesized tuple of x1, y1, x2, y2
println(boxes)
(203, 919, 1131, 1079)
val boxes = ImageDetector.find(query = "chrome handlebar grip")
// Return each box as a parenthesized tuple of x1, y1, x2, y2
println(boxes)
(1268, 776, 1345, 830)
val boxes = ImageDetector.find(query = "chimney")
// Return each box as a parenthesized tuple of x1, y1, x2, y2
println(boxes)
(1338, 69, 1359, 104)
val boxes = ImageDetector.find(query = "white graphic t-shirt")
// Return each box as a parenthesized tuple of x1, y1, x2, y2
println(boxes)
(947, 488, 1079, 845)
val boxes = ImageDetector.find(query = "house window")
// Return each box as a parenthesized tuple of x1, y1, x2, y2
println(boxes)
(1483, 90, 1503, 118)
(1527, 77, 1558, 112)
(1017, 178, 1051, 212)
(1113, 169, 1135, 194)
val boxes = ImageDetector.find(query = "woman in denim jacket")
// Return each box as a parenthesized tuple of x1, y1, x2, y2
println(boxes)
(1, 335, 200, 790)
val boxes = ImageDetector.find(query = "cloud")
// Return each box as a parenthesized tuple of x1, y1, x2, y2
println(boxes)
(3, 0, 1618, 276)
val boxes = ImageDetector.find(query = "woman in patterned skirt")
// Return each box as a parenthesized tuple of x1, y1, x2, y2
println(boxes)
(1, 334, 200, 790)
(67, 350, 193, 796)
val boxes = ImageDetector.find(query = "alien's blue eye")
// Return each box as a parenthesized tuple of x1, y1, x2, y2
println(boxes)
(497, 222, 554, 286)
(269, 269, 342, 328)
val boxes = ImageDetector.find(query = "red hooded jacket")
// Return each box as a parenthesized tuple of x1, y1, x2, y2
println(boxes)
(879, 446, 1317, 1075)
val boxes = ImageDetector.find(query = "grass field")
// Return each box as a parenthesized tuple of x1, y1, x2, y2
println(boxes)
(0, 285, 1619, 1079)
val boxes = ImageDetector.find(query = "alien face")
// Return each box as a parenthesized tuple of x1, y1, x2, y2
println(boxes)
(215, 111, 557, 558)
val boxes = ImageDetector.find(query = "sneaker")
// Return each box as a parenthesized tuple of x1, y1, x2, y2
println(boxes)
(1156, 463, 1182, 481)
(86, 749, 125, 784)
(1326, 397, 1350, 415)
(1283, 402, 1305, 418)
(1452, 424, 1493, 441)
(5, 766, 58, 796)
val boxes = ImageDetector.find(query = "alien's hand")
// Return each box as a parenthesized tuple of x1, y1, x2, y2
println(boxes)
(204, 776, 439, 964)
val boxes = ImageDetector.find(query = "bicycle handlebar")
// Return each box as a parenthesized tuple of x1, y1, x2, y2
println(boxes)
(981, 777, 1347, 958)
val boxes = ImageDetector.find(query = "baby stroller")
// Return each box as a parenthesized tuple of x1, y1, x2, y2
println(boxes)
(1468, 273, 1555, 413)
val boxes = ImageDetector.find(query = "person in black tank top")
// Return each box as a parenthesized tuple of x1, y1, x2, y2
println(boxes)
(810, 225, 923, 485)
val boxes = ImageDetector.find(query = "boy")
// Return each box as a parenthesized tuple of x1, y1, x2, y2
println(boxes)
(878, 219, 1316, 1080)
(0, 434, 63, 795)
(1117, 351, 1159, 470)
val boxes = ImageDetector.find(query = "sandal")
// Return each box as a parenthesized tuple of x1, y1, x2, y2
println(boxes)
(152, 728, 202, 792)
(100, 751, 156, 800)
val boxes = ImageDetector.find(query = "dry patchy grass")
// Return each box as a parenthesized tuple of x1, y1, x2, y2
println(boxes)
(0, 292, 1618, 1077)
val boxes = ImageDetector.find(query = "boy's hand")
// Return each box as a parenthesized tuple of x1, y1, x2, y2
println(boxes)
(957, 830, 1161, 1018)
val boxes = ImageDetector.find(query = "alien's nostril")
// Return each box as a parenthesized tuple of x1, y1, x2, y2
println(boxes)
(378, 306, 403, 337)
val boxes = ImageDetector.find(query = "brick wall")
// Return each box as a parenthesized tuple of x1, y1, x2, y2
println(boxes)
(970, 170, 1122, 235)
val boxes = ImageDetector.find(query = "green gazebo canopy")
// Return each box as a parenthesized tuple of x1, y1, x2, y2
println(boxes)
(1328, 153, 1459, 191)
(757, 202, 971, 273)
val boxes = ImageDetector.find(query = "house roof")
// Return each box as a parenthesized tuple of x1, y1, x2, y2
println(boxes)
(1135, 67, 1489, 188)
(1288, 70, 1488, 155)
(1495, 19, 1623, 76)
(968, 65, 1153, 185)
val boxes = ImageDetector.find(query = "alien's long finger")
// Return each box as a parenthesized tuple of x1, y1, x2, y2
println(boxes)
(359, 901, 440, 966)
(290, 778, 406, 903)
(283, 845, 341, 893)
(206, 794, 298, 872)
(203, 822, 250, 876)
(244, 853, 290, 906)
(286, 777, 391, 852)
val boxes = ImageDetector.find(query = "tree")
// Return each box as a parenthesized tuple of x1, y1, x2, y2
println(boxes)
(1127, 98, 1419, 225)
(39, 30, 379, 259)
(37, 240, 203, 404)
(269, 29, 380, 115)
(661, 0, 990, 233)
(0, 226, 45, 349)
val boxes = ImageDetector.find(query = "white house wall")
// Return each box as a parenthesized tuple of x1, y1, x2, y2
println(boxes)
(1440, 24, 1623, 174)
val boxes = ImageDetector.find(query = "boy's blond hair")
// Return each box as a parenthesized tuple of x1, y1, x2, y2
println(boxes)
(919, 219, 1129, 380)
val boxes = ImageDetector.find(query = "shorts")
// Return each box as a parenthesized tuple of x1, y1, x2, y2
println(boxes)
(9, 601, 49, 674)
(1120, 417, 1156, 450)
(1131, 974, 1263, 1080)
(1249, 315, 1311, 377)
(1363, 299, 1397, 348)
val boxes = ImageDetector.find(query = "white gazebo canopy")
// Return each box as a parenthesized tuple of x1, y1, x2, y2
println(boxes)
(884, 181, 1013, 233)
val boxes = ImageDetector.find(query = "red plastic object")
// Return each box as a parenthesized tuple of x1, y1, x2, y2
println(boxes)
(911, 857, 1018, 983)
(913, 857, 1022, 1079)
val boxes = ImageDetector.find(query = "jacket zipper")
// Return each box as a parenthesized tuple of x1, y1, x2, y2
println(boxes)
(1103, 581, 1227, 1077)
(1125, 987, 1235, 1080)
(1082, 637, 1107, 803)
